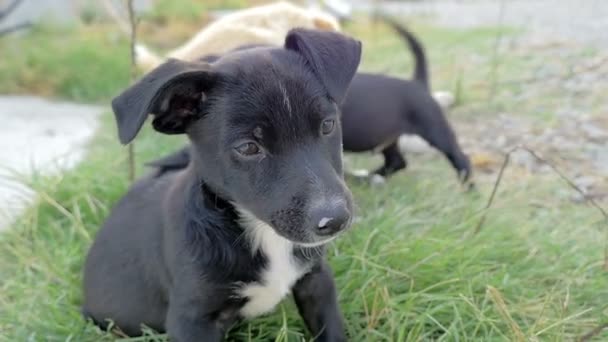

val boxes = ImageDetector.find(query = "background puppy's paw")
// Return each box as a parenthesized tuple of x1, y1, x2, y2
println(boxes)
(370, 174, 386, 186)
(345, 169, 371, 184)
(349, 169, 370, 178)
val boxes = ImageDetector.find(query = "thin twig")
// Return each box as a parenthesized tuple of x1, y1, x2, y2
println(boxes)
(518, 146, 608, 219)
(473, 149, 511, 234)
(126, 0, 138, 182)
(519, 146, 608, 271)
(577, 322, 608, 342)
(474, 146, 608, 269)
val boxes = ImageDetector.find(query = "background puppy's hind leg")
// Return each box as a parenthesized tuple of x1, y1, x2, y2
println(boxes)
(419, 119, 472, 183)
(373, 143, 407, 178)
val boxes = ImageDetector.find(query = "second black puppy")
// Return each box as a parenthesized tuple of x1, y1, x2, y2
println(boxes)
(341, 18, 472, 182)
(83, 28, 361, 341)
(149, 19, 472, 184)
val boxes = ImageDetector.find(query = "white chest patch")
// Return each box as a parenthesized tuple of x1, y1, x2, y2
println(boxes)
(236, 207, 309, 318)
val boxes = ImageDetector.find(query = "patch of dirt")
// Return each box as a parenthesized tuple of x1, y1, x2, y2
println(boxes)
(457, 110, 608, 202)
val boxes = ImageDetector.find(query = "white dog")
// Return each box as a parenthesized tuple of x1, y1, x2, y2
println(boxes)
(132, 2, 340, 72)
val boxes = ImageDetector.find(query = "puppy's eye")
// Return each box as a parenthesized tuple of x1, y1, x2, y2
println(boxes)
(321, 119, 335, 135)
(235, 142, 261, 156)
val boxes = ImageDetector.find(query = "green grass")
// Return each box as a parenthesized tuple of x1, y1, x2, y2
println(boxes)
(0, 0, 250, 103)
(1, 13, 608, 342)
(2, 115, 606, 341)
(0, 24, 130, 103)
(142, 0, 249, 24)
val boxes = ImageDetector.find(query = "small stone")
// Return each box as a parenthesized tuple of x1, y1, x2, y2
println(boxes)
(592, 150, 608, 173)
(495, 135, 507, 148)
(580, 122, 607, 140)
(370, 174, 386, 186)
(573, 175, 595, 193)
(510, 149, 537, 171)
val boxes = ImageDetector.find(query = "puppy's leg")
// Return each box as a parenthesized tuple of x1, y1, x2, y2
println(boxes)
(373, 143, 407, 177)
(418, 118, 472, 183)
(293, 262, 346, 342)
(166, 295, 223, 342)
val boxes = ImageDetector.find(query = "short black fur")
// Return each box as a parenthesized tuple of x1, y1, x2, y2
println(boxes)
(341, 16, 472, 182)
(83, 28, 361, 341)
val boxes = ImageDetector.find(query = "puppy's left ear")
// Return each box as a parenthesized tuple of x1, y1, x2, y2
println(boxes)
(285, 28, 361, 104)
(111, 59, 216, 144)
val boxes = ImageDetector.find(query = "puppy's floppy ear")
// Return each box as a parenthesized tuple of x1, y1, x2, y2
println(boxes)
(285, 28, 361, 104)
(111, 58, 216, 144)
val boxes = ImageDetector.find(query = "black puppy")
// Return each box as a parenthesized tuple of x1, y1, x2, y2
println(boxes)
(147, 19, 471, 184)
(341, 18, 471, 182)
(82, 28, 362, 341)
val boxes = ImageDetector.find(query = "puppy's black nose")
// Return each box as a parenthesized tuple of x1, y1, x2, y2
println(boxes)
(312, 203, 350, 237)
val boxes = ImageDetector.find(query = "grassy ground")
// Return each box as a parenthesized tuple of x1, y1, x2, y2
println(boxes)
(0, 23, 130, 103)
(0, 0, 248, 103)
(1, 6, 607, 342)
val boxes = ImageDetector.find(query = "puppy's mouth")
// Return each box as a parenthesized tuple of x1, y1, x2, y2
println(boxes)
(296, 235, 338, 248)
(235, 204, 351, 249)
(287, 229, 347, 248)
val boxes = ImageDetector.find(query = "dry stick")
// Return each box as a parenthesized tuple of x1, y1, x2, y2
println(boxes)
(519, 146, 608, 271)
(474, 146, 608, 270)
(126, 0, 137, 182)
(473, 150, 511, 235)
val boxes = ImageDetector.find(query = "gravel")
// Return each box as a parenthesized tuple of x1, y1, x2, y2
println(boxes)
(354, 0, 608, 48)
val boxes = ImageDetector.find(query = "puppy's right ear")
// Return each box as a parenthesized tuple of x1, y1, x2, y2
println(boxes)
(111, 59, 216, 144)
(285, 28, 361, 104)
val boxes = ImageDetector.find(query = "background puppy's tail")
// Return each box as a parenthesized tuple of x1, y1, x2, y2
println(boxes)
(381, 16, 430, 91)
(146, 146, 192, 176)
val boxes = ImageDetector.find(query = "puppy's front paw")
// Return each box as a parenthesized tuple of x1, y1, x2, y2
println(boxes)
(350, 169, 370, 178)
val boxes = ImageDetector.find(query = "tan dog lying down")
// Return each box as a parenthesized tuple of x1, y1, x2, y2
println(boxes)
(135, 1, 340, 72)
